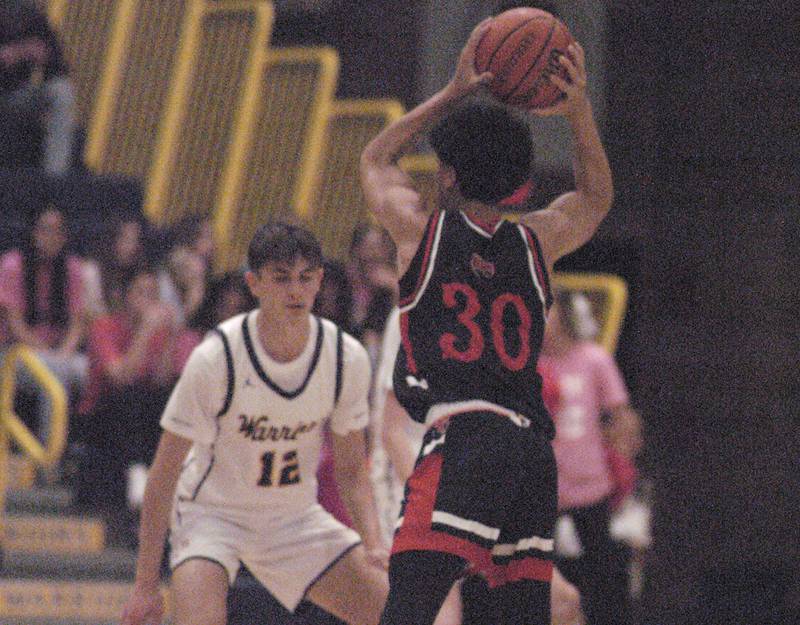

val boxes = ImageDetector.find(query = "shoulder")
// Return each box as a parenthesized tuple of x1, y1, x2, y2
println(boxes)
(214, 311, 250, 337)
(187, 328, 232, 370)
(320, 317, 369, 364)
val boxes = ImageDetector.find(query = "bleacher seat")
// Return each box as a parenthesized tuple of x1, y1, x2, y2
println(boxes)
(311, 99, 404, 260)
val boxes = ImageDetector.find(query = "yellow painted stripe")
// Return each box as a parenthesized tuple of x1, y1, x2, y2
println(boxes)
(311, 99, 404, 260)
(4, 515, 105, 554)
(214, 47, 339, 272)
(0, 580, 170, 620)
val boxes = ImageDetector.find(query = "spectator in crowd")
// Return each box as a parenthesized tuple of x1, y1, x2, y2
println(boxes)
(538, 290, 643, 625)
(0, 0, 77, 174)
(0, 205, 88, 443)
(82, 215, 151, 316)
(345, 223, 396, 343)
(159, 215, 216, 327)
(76, 264, 199, 524)
(313, 259, 356, 336)
(191, 270, 256, 335)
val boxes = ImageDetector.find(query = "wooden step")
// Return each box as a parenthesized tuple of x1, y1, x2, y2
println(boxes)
(3, 514, 105, 554)
(7, 454, 36, 490)
(5, 486, 74, 514)
(1, 547, 137, 581)
(0, 579, 170, 623)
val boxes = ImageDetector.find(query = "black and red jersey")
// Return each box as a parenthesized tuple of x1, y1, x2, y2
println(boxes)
(393, 209, 554, 435)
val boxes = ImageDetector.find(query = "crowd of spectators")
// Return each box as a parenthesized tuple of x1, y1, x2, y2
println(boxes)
(0, 205, 397, 535)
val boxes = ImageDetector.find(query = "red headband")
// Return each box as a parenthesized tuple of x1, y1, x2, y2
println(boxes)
(498, 179, 535, 207)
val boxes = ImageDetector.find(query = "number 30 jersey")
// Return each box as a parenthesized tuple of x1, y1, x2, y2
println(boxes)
(394, 209, 554, 435)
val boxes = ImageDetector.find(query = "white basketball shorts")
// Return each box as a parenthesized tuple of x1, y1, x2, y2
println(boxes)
(169, 500, 361, 610)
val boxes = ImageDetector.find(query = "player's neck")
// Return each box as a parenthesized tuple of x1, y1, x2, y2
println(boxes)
(255, 310, 311, 363)
(461, 201, 501, 226)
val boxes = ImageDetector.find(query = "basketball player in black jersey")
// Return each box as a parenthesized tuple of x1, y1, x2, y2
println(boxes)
(360, 19, 612, 625)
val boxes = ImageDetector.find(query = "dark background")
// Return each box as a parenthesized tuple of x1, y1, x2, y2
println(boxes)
(274, 1, 800, 622)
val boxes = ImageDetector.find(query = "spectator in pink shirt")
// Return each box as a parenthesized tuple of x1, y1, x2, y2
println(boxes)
(538, 291, 642, 625)
(0, 205, 88, 442)
(75, 264, 199, 524)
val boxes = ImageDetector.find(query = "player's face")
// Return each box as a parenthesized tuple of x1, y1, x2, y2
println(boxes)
(247, 257, 323, 321)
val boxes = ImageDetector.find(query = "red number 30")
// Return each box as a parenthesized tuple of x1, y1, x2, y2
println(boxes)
(439, 283, 532, 372)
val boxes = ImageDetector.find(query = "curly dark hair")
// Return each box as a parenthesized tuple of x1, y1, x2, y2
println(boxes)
(429, 101, 533, 204)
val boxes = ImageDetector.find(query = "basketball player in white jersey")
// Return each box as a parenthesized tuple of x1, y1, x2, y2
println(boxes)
(121, 223, 389, 625)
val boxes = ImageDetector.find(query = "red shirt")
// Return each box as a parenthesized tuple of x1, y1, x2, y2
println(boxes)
(79, 313, 199, 415)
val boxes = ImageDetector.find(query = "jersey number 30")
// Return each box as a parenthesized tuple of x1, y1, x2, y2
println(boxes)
(439, 282, 532, 371)
(258, 450, 300, 487)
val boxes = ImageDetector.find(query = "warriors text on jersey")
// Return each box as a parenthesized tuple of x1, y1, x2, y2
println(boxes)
(394, 209, 553, 434)
(160, 312, 370, 522)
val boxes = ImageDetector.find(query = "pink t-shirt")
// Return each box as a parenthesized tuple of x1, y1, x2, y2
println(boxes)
(539, 342, 629, 510)
(79, 313, 200, 415)
(0, 250, 85, 348)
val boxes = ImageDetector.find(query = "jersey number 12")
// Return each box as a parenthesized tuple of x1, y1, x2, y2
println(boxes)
(258, 450, 301, 487)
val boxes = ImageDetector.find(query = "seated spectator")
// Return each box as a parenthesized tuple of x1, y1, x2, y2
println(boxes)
(82, 214, 150, 316)
(75, 264, 200, 523)
(313, 259, 355, 335)
(0, 205, 88, 442)
(0, 0, 77, 174)
(345, 223, 397, 362)
(159, 215, 216, 327)
(538, 291, 643, 625)
(191, 270, 256, 335)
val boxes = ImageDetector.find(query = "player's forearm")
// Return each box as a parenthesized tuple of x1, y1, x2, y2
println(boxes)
(337, 469, 385, 551)
(133, 459, 181, 587)
(567, 100, 613, 222)
(361, 84, 462, 170)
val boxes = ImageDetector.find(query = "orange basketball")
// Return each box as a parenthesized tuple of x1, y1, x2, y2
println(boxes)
(475, 8, 575, 109)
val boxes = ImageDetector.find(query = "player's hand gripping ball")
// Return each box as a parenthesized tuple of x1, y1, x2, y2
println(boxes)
(475, 8, 575, 109)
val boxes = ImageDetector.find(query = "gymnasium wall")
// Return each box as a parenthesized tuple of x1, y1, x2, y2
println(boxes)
(604, 2, 799, 623)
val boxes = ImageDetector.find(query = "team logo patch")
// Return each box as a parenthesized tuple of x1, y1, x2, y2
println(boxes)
(470, 253, 495, 279)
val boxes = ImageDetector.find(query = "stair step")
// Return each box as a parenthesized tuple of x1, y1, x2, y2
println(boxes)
(3, 514, 105, 554)
(5, 486, 74, 514)
(7, 454, 36, 490)
(0, 578, 171, 623)
(2, 547, 137, 581)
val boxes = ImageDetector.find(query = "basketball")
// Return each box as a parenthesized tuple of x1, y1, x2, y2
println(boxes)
(475, 8, 575, 109)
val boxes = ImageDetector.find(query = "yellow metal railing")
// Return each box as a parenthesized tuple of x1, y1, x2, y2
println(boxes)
(312, 99, 405, 260)
(144, 0, 274, 227)
(552, 272, 628, 354)
(0, 345, 68, 544)
(214, 46, 340, 272)
(84, 0, 186, 179)
(47, 0, 122, 125)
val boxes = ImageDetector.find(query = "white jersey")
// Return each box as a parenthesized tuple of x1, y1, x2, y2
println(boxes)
(161, 311, 370, 523)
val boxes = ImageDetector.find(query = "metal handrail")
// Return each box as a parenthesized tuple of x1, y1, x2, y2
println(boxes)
(0, 344, 69, 468)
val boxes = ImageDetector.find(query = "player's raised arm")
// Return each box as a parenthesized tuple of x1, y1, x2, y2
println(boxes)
(360, 19, 493, 274)
(521, 42, 613, 269)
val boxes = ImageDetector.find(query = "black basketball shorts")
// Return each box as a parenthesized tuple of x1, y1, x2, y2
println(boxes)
(391, 408, 557, 588)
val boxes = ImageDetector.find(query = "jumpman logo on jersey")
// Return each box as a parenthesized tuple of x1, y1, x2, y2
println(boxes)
(405, 375, 429, 390)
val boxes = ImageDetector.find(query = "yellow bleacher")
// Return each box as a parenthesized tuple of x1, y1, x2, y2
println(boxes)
(145, 1, 274, 227)
(46, 0, 122, 126)
(214, 46, 340, 272)
(84, 0, 191, 179)
(312, 98, 405, 260)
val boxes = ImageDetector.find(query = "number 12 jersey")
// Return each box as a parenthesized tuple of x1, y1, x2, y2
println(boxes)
(394, 209, 554, 435)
